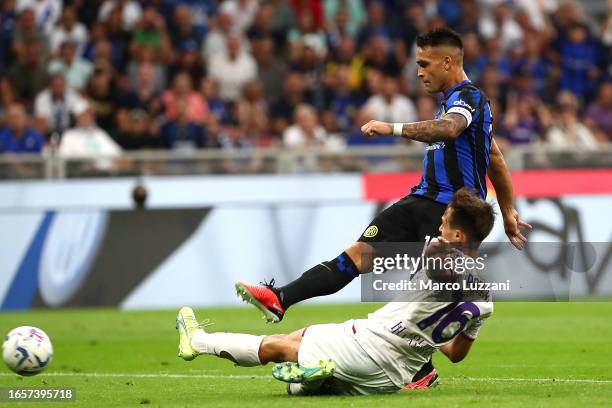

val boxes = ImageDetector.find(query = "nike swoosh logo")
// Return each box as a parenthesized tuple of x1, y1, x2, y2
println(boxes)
(271, 302, 282, 311)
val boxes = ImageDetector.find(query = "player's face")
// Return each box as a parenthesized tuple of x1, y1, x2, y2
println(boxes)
(416, 46, 447, 94)
(439, 208, 462, 243)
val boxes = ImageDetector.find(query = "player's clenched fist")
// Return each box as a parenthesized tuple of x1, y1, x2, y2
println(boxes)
(361, 120, 393, 137)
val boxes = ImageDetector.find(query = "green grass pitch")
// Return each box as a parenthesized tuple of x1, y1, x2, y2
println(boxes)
(1, 303, 611, 407)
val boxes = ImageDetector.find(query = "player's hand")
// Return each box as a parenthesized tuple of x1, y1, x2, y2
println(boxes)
(425, 236, 450, 257)
(503, 208, 532, 250)
(361, 120, 393, 137)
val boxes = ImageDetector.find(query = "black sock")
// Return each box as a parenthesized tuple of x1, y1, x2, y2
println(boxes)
(412, 358, 435, 381)
(278, 252, 359, 309)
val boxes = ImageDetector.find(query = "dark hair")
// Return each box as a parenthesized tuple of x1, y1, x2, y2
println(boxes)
(416, 27, 463, 50)
(448, 188, 495, 244)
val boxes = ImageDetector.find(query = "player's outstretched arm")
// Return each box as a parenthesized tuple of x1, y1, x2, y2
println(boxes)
(360, 113, 467, 143)
(440, 333, 475, 363)
(487, 139, 532, 250)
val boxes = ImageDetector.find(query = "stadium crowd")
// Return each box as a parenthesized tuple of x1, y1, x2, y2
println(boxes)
(0, 0, 609, 161)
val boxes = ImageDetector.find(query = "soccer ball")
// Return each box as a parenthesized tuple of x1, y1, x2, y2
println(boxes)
(2, 326, 53, 376)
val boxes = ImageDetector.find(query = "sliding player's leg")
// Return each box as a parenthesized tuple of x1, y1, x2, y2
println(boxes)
(176, 306, 305, 366)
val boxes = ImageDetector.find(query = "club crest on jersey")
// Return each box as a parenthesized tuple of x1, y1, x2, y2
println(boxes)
(363, 225, 379, 238)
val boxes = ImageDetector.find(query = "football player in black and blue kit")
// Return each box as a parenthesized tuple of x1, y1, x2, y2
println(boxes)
(235, 27, 532, 389)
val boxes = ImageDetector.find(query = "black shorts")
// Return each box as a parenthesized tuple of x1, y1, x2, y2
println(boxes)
(357, 195, 447, 243)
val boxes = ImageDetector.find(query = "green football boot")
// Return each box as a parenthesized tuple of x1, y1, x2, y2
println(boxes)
(272, 359, 335, 384)
(176, 306, 205, 361)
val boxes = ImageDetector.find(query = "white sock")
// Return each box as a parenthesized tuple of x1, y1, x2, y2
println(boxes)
(191, 331, 264, 367)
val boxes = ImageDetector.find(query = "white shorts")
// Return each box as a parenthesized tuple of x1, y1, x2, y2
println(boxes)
(297, 320, 399, 395)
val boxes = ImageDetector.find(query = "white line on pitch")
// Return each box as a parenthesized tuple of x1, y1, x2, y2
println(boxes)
(0, 372, 610, 384)
(445, 377, 612, 384)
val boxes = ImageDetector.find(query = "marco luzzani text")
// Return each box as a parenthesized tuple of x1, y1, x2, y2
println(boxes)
(371, 254, 511, 292)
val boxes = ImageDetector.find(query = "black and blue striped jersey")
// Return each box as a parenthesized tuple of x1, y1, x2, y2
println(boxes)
(410, 80, 493, 204)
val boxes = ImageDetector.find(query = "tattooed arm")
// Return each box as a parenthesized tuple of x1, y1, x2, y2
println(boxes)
(360, 113, 468, 143)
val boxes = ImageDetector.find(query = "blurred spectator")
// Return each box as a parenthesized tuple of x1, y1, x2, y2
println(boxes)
(480, 66, 507, 109)
(356, 1, 391, 48)
(455, 0, 479, 34)
(2, 40, 47, 105)
(12, 7, 49, 61)
(558, 22, 600, 100)
(499, 93, 552, 145)
(174, 0, 215, 44)
(346, 106, 396, 146)
(16, 0, 61, 34)
(289, 0, 323, 30)
(219, 0, 259, 33)
(0, 0, 17, 74)
(86, 67, 118, 131)
(479, 1, 523, 53)
(48, 41, 93, 90)
(168, 4, 201, 49)
(160, 99, 207, 150)
(202, 8, 235, 60)
(585, 82, 612, 142)
(251, 36, 286, 105)
(126, 45, 166, 95)
(58, 99, 122, 169)
(246, 2, 281, 43)
(50, 6, 88, 56)
(462, 32, 488, 85)
(269, 0, 295, 39)
(129, 6, 171, 64)
(208, 33, 257, 102)
(34, 72, 84, 136)
(324, 0, 366, 39)
(415, 95, 437, 122)
(114, 109, 159, 150)
(168, 39, 205, 88)
(102, 7, 131, 65)
(323, 64, 363, 131)
(482, 37, 512, 81)
(270, 71, 313, 134)
(98, 0, 142, 30)
(546, 91, 598, 149)
(201, 77, 229, 124)
(118, 61, 162, 115)
(162, 72, 207, 125)
(283, 104, 327, 149)
(364, 73, 416, 124)
(326, 35, 364, 91)
(0, 103, 44, 153)
(513, 35, 556, 101)
(288, 8, 327, 59)
(236, 80, 268, 131)
(515, 0, 558, 31)
(362, 35, 400, 74)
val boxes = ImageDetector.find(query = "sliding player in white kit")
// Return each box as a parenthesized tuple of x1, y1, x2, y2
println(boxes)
(175, 188, 495, 395)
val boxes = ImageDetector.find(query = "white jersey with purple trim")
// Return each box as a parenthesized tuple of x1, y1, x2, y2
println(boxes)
(352, 268, 493, 388)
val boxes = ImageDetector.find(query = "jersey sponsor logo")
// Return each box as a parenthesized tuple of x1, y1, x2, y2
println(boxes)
(363, 225, 379, 238)
(425, 142, 445, 151)
(453, 99, 475, 112)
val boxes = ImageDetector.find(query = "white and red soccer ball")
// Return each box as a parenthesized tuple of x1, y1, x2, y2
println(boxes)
(2, 326, 53, 376)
